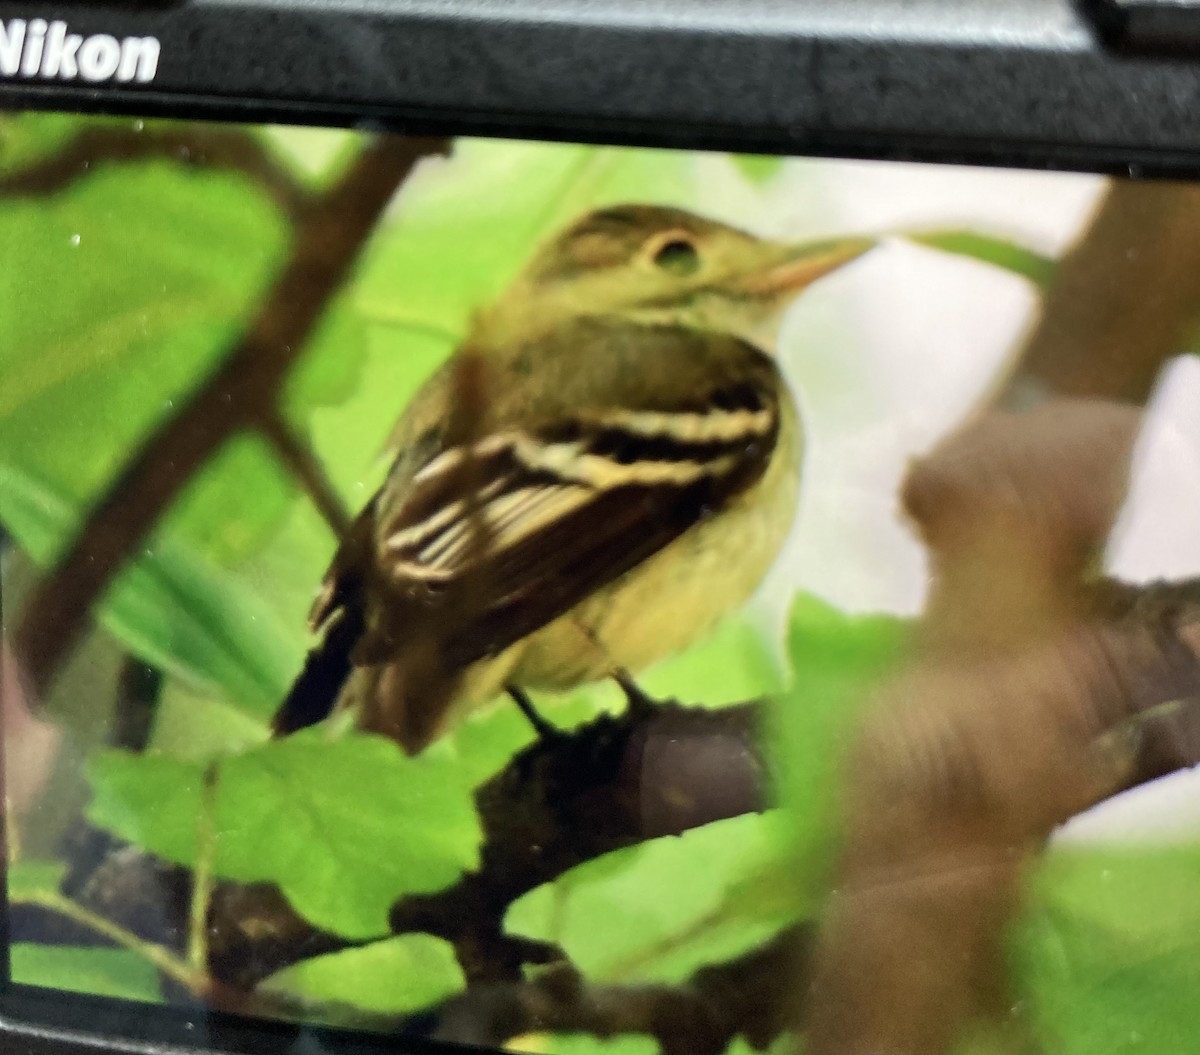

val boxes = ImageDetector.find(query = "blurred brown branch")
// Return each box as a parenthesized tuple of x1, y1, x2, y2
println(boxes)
(0, 124, 310, 217)
(805, 399, 1200, 1055)
(1001, 181, 1200, 407)
(11, 133, 449, 701)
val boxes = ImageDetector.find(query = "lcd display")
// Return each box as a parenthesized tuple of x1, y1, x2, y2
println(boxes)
(4, 113, 1200, 1055)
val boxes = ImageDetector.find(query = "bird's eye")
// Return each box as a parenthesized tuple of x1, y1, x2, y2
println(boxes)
(651, 238, 701, 276)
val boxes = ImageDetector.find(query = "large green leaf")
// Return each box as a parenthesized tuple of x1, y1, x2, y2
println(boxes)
(87, 730, 483, 939)
(769, 594, 910, 879)
(535, 1037, 659, 1055)
(85, 752, 207, 865)
(0, 127, 309, 708)
(262, 934, 464, 1013)
(0, 157, 287, 509)
(10, 944, 164, 1003)
(1013, 844, 1200, 1055)
(505, 813, 797, 985)
(6, 859, 68, 900)
(0, 466, 300, 714)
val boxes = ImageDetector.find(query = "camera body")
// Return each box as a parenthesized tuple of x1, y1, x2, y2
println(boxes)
(5, 4, 1200, 1055)
(0, 0, 1198, 164)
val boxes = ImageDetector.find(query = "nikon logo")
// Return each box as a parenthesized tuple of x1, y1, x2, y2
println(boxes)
(0, 19, 160, 83)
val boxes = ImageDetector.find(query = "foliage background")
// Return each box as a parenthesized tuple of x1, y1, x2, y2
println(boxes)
(1, 114, 1197, 1055)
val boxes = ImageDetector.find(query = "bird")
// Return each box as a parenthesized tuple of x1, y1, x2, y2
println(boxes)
(272, 204, 873, 754)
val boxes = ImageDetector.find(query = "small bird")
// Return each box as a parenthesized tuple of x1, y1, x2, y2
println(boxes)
(273, 204, 872, 753)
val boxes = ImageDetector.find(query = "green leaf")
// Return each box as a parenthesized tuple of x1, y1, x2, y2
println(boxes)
(506, 813, 797, 984)
(162, 433, 299, 570)
(281, 302, 370, 418)
(7, 859, 67, 901)
(216, 732, 482, 937)
(88, 731, 483, 939)
(539, 1036, 660, 1055)
(86, 752, 205, 865)
(0, 136, 316, 709)
(723, 1036, 799, 1055)
(0, 466, 301, 716)
(904, 230, 1056, 288)
(769, 594, 910, 886)
(0, 112, 94, 171)
(0, 158, 287, 515)
(637, 615, 785, 705)
(262, 934, 464, 1013)
(1013, 844, 1200, 1055)
(731, 155, 786, 186)
(10, 943, 164, 1003)
(148, 681, 270, 760)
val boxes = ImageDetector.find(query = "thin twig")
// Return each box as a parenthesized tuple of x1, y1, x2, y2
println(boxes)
(13, 889, 202, 993)
(188, 762, 219, 976)
(13, 134, 449, 699)
(0, 124, 311, 217)
(5, 794, 21, 865)
(429, 925, 808, 1055)
(259, 413, 353, 540)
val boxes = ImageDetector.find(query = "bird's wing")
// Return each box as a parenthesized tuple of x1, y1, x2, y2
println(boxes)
(374, 338, 784, 670)
(273, 324, 786, 743)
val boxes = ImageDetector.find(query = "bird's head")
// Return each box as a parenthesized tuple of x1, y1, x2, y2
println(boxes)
(479, 204, 874, 352)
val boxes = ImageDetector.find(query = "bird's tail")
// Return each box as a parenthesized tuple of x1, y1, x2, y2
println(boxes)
(271, 604, 366, 736)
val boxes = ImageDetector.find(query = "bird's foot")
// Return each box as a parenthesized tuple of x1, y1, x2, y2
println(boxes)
(507, 685, 564, 744)
(613, 668, 662, 718)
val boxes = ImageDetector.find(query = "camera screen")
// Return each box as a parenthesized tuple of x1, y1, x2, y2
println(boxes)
(4, 111, 1200, 1055)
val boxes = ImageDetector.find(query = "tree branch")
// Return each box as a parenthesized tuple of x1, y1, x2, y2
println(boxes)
(18, 695, 765, 997)
(806, 400, 1200, 1055)
(0, 124, 310, 217)
(999, 181, 1200, 408)
(428, 925, 809, 1055)
(12, 134, 449, 700)
(12, 887, 203, 994)
(389, 699, 766, 983)
(259, 412, 353, 539)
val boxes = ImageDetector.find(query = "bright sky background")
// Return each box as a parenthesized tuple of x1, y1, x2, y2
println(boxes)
(699, 155, 1108, 619)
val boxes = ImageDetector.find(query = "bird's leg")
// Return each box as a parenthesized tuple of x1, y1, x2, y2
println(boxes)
(572, 618, 663, 718)
(613, 668, 661, 717)
(506, 684, 562, 742)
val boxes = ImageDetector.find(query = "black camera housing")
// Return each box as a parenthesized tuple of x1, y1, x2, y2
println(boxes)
(3, 2, 1200, 1054)
(1, 0, 1200, 168)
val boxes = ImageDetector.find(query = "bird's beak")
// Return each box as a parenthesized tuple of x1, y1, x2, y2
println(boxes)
(738, 236, 876, 298)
